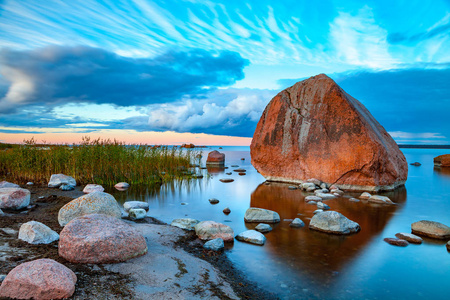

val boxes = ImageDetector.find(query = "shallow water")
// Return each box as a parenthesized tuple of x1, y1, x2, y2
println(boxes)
(108, 147, 450, 300)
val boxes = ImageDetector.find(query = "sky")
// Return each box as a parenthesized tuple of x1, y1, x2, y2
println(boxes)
(0, 0, 449, 145)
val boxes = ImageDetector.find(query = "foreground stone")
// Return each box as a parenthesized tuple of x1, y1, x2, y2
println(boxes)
(59, 214, 147, 263)
(58, 192, 122, 226)
(123, 201, 150, 212)
(206, 150, 225, 165)
(290, 218, 305, 228)
(244, 207, 280, 223)
(171, 218, 200, 231)
(0, 259, 76, 300)
(0, 181, 19, 188)
(250, 74, 407, 191)
(368, 195, 394, 204)
(255, 223, 272, 233)
(203, 238, 224, 251)
(18, 221, 59, 244)
(83, 184, 104, 194)
(235, 230, 266, 245)
(384, 238, 409, 247)
(0, 188, 30, 210)
(194, 221, 234, 242)
(309, 211, 360, 235)
(434, 154, 450, 167)
(411, 220, 450, 239)
(395, 233, 423, 244)
(48, 174, 76, 188)
(129, 208, 147, 220)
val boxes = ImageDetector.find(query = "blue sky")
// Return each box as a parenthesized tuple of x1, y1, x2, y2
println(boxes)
(0, 0, 449, 144)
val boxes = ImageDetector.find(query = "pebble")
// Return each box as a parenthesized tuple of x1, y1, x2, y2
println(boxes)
(395, 232, 423, 244)
(290, 218, 305, 228)
(226, 172, 232, 175)
(384, 238, 409, 246)
(209, 198, 219, 204)
(219, 179, 234, 183)
(255, 223, 272, 233)
(223, 207, 231, 214)
(238, 172, 246, 176)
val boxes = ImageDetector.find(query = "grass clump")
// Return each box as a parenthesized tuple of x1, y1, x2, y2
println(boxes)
(0, 137, 201, 186)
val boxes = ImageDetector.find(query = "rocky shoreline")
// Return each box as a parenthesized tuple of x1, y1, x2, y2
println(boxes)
(0, 185, 275, 300)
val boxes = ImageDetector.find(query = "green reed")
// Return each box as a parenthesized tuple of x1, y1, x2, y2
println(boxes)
(0, 137, 201, 185)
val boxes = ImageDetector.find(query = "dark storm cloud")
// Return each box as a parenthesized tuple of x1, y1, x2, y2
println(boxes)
(0, 46, 249, 113)
(278, 67, 450, 142)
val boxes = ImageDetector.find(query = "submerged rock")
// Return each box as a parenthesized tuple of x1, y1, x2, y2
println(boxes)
(194, 221, 234, 242)
(123, 201, 149, 212)
(255, 223, 272, 233)
(309, 211, 360, 235)
(244, 208, 280, 223)
(83, 184, 104, 194)
(170, 218, 200, 231)
(0, 259, 76, 300)
(250, 74, 407, 192)
(48, 174, 76, 188)
(203, 238, 224, 251)
(411, 220, 450, 239)
(0, 188, 30, 210)
(235, 230, 266, 245)
(395, 233, 423, 244)
(59, 214, 147, 263)
(58, 192, 122, 226)
(290, 218, 305, 228)
(368, 195, 394, 204)
(18, 221, 59, 244)
(384, 238, 409, 247)
(206, 151, 225, 165)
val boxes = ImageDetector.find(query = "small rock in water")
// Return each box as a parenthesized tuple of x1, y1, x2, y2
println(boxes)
(226, 172, 232, 175)
(320, 183, 328, 189)
(359, 192, 371, 199)
(238, 172, 246, 176)
(59, 184, 74, 191)
(255, 223, 272, 233)
(233, 169, 246, 172)
(313, 209, 323, 214)
(219, 178, 234, 183)
(223, 207, 231, 214)
(18, 221, 59, 244)
(305, 196, 322, 202)
(410, 162, 421, 166)
(384, 238, 409, 247)
(83, 184, 104, 194)
(203, 238, 224, 251)
(123, 201, 149, 212)
(288, 186, 298, 190)
(301, 182, 316, 191)
(241, 158, 245, 160)
(48, 174, 76, 188)
(368, 195, 393, 204)
(231, 165, 239, 167)
(128, 208, 147, 220)
(307, 201, 318, 205)
(181, 202, 188, 205)
(209, 198, 219, 204)
(447, 241, 450, 252)
(26, 182, 33, 186)
(244, 208, 280, 223)
(316, 193, 336, 200)
(171, 218, 199, 231)
(395, 232, 423, 244)
(314, 189, 329, 194)
(195, 221, 234, 242)
(235, 230, 266, 245)
(309, 211, 360, 234)
(349, 198, 360, 202)
(317, 202, 330, 210)
(411, 220, 450, 239)
(115, 182, 130, 190)
(306, 178, 322, 186)
(290, 218, 305, 228)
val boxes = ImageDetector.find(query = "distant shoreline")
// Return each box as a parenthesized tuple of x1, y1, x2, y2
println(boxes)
(398, 145, 450, 149)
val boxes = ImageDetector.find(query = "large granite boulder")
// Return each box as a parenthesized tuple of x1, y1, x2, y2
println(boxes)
(206, 151, 225, 165)
(0, 188, 30, 210)
(250, 74, 408, 192)
(59, 214, 147, 263)
(48, 174, 76, 188)
(411, 220, 450, 239)
(244, 207, 280, 223)
(194, 221, 234, 242)
(18, 221, 59, 244)
(434, 154, 450, 167)
(309, 211, 360, 235)
(0, 259, 76, 300)
(58, 192, 121, 226)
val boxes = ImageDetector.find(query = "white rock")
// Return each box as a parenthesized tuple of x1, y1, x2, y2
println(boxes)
(26, 182, 33, 186)
(309, 211, 360, 235)
(305, 196, 322, 202)
(0, 188, 30, 210)
(18, 221, 59, 244)
(255, 223, 272, 233)
(0, 181, 20, 188)
(171, 218, 200, 231)
(316, 193, 336, 200)
(317, 202, 330, 210)
(48, 174, 76, 188)
(235, 230, 266, 245)
(128, 208, 147, 220)
(290, 218, 305, 228)
(360, 192, 372, 200)
(368, 195, 393, 204)
(244, 208, 280, 223)
(301, 182, 316, 191)
(83, 184, 104, 194)
(313, 209, 324, 214)
(123, 201, 149, 212)
(203, 238, 224, 251)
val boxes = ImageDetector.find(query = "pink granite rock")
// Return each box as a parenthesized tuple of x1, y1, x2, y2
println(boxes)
(194, 221, 234, 242)
(0, 188, 30, 210)
(82, 184, 104, 194)
(0, 258, 76, 300)
(206, 150, 225, 165)
(59, 213, 147, 263)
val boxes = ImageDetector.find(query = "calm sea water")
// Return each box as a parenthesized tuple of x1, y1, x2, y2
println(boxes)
(108, 147, 450, 300)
